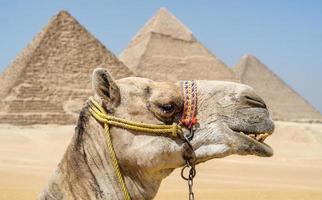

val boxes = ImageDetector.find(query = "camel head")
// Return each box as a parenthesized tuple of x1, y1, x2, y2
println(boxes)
(91, 68, 274, 197)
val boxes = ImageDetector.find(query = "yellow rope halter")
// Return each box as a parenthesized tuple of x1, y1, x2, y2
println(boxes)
(88, 97, 183, 200)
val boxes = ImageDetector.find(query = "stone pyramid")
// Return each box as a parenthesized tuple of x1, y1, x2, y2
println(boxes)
(234, 54, 322, 122)
(119, 8, 238, 82)
(0, 11, 133, 125)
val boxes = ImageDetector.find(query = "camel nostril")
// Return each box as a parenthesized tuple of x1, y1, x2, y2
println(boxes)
(244, 95, 267, 109)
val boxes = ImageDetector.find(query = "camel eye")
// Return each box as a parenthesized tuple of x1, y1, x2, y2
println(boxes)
(160, 103, 176, 113)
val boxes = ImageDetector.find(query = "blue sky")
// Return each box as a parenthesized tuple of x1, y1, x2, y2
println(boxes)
(0, 1, 321, 113)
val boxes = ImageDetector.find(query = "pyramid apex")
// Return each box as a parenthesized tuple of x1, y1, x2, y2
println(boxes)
(132, 7, 193, 42)
(157, 7, 169, 13)
(235, 54, 265, 74)
(242, 54, 258, 61)
(55, 10, 73, 18)
(155, 7, 173, 17)
(237, 54, 264, 70)
(243, 54, 253, 58)
(45, 10, 78, 27)
(57, 10, 71, 15)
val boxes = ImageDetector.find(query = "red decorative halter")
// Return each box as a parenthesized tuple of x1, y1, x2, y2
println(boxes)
(180, 80, 198, 129)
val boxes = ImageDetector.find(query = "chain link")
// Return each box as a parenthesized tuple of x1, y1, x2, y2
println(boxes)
(181, 160, 196, 200)
(181, 128, 197, 200)
(188, 162, 196, 200)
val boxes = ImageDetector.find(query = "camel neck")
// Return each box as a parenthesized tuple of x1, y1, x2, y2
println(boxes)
(38, 106, 162, 200)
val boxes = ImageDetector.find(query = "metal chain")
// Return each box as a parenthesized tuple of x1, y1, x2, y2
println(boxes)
(181, 128, 197, 200)
(181, 160, 196, 200)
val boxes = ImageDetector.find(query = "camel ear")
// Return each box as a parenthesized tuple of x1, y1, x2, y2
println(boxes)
(92, 68, 120, 106)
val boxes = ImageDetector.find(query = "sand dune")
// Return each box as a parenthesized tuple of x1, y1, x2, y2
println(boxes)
(0, 122, 322, 200)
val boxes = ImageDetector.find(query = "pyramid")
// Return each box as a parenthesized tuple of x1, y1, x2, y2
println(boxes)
(0, 11, 133, 125)
(234, 54, 322, 122)
(119, 8, 238, 82)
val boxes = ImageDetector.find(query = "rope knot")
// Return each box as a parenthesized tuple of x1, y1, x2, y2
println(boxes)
(171, 123, 183, 138)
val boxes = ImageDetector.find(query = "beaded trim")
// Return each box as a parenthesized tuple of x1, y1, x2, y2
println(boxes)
(180, 80, 198, 129)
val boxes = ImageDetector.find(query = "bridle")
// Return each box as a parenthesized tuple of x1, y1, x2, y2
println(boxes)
(88, 80, 198, 200)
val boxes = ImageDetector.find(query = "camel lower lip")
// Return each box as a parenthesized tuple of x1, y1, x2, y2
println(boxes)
(249, 138, 273, 157)
(256, 141, 273, 157)
(234, 130, 274, 157)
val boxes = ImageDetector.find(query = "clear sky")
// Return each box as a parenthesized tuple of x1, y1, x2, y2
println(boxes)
(1, 0, 321, 113)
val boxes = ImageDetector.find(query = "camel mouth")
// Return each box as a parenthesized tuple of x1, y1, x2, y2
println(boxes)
(231, 128, 274, 157)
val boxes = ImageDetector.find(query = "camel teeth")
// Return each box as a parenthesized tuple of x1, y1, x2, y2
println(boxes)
(256, 134, 262, 141)
(257, 133, 270, 142)
(239, 131, 270, 143)
(261, 133, 270, 141)
(249, 134, 256, 139)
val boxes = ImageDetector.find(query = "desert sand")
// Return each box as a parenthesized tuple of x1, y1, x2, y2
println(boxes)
(0, 121, 322, 200)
